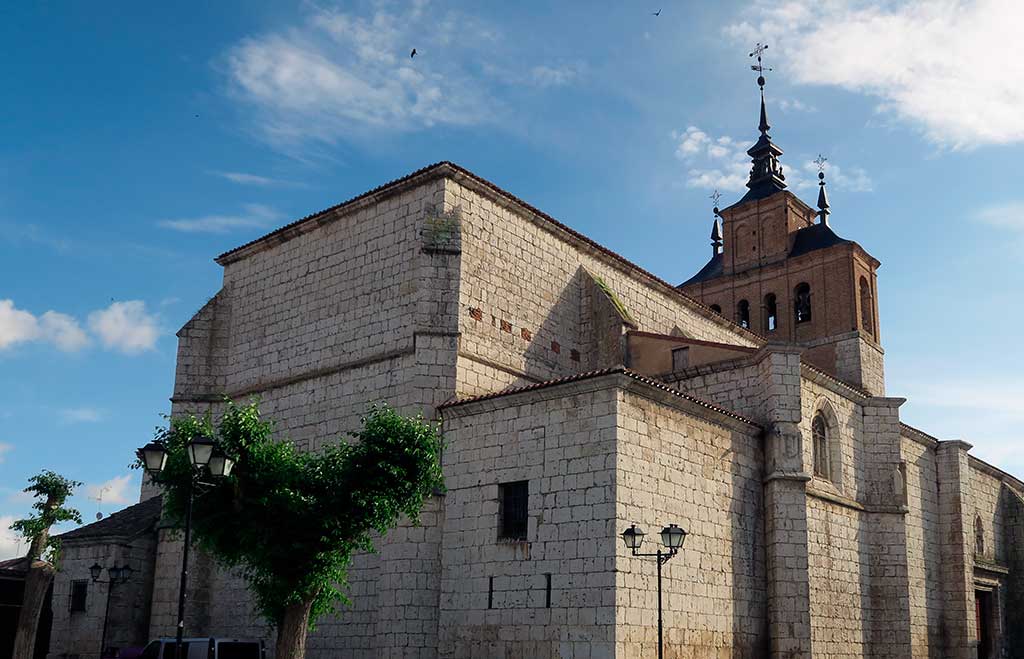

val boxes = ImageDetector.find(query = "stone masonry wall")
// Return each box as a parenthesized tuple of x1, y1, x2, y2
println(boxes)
(439, 379, 621, 658)
(615, 383, 766, 658)
(448, 175, 759, 392)
(900, 432, 944, 657)
(49, 535, 155, 659)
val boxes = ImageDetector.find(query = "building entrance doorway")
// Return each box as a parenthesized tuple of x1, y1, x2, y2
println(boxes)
(975, 589, 993, 659)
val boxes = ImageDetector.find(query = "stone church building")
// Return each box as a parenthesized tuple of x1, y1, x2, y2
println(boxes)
(48, 89, 1023, 658)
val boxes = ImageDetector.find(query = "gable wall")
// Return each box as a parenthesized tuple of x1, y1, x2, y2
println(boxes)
(447, 177, 759, 397)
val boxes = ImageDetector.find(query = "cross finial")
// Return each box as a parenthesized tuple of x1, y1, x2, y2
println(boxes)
(749, 42, 772, 90)
(710, 189, 722, 215)
(814, 153, 828, 173)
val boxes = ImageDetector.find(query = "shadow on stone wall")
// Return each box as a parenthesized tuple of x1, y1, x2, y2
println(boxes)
(1000, 485, 1024, 658)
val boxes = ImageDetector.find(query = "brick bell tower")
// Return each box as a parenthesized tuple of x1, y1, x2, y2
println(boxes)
(679, 62, 884, 395)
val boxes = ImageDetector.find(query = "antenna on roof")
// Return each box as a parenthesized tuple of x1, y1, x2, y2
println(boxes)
(90, 485, 111, 521)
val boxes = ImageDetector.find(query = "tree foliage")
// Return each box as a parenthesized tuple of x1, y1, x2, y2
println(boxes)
(145, 400, 444, 629)
(10, 470, 82, 562)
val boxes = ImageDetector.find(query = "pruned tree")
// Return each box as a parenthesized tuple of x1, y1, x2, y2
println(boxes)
(147, 401, 444, 659)
(10, 470, 82, 659)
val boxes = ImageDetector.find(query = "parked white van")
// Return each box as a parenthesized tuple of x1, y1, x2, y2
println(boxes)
(139, 638, 265, 659)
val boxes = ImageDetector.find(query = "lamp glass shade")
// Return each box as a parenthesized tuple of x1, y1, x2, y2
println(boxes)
(188, 436, 215, 468)
(137, 442, 167, 475)
(108, 566, 122, 583)
(621, 525, 645, 550)
(89, 563, 103, 582)
(120, 564, 133, 583)
(207, 448, 235, 478)
(660, 524, 687, 549)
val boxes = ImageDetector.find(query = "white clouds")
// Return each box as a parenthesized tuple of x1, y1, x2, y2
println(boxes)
(223, 5, 493, 145)
(86, 474, 136, 507)
(778, 98, 816, 113)
(0, 443, 11, 464)
(672, 126, 751, 192)
(87, 301, 160, 354)
(59, 407, 103, 424)
(0, 299, 160, 356)
(672, 125, 873, 197)
(158, 203, 282, 234)
(0, 300, 89, 352)
(0, 515, 25, 560)
(211, 171, 279, 186)
(530, 63, 583, 88)
(725, 0, 1024, 149)
(974, 202, 1024, 232)
(899, 376, 1024, 475)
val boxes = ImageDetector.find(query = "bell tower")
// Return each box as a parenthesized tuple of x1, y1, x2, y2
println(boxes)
(679, 51, 884, 395)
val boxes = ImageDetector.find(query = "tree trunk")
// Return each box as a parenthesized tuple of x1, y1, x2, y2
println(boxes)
(12, 562, 54, 659)
(275, 598, 314, 659)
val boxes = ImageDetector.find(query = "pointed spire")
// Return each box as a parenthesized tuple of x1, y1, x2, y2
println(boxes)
(758, 88, 770, 136)
(815, 154, 830, 225)
(711, 215, 723, 256)
(741, 43, 786, 203)
(817, 171, 831, 226)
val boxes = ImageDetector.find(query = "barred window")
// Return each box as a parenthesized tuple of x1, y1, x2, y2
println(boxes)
(69, 580, 88, 612)
(499, 481, 529, 541)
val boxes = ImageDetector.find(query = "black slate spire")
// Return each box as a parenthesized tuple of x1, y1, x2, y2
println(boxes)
(739, 43, 786, 204)
(816, 171, 831, 226)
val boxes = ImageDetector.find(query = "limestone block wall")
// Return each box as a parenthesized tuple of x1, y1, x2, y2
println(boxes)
(804, 498, 871, 657)
(665, 360, 767, 423)
(439, 379, 622, 658)
(49, 535, 156, 659)
(899, 430, 943, 657)
(447, 174, 760, 393)
(615, 384, 766, 658)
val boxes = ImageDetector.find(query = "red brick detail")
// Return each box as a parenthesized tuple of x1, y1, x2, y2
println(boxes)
(520, 328, 532, 341)
(551, 341, 561, 354)
(570, 349, 580, 362)
(469, 307, 483, 321)
(500, 320, 512, 333)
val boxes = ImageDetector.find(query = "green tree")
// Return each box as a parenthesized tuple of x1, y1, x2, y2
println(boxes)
(10, 470, 82, 659)
(147, 401, 444, 659)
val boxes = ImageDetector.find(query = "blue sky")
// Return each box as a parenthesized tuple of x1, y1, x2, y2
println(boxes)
(1, 0, 1021, 557)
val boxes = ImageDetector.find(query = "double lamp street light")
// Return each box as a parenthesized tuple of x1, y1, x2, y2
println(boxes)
(621, 523, 687, 659)
(137, 436, 234, 659)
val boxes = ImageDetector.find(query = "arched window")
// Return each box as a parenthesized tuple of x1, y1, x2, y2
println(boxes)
(764, 293, 777, 333)
(737, 300, 750, 328)
(710, 304, 722, 315)
(794, 283, 812, 324)
(859, 277, 874, 335)
(812, 414, 831, 480)
(975, 516, 985, 557)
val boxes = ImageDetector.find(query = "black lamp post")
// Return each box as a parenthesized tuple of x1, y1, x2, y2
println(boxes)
(621, 523, 688, 659)
(91, 562, 132, 658)
(137, 437, 233, 659)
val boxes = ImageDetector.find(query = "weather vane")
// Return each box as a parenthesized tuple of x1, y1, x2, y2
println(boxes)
(749, 42, 772, 90)
(814, 154, 828, 173)
(710, 189, 722, 214)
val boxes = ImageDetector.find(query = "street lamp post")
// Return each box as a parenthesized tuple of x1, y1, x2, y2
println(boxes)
(91, 562, 133, 659)
(137, 438, 234, 659)
(621, 523, 688, 659)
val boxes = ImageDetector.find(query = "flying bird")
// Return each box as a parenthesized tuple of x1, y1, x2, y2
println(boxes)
(410, 48, 417, 58)
(652, 9, 661, 16)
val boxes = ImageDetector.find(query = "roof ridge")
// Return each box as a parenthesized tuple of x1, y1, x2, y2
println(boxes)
(438, 366, 759, 427)
(213, 160, 766, 344)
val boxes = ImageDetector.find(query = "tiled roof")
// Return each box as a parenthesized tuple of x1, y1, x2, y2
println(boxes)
(788, 223, 853, 258)
(213, 161, 765, 344)
(59, 495, 162, 542)
(438, 366, 760, 427)
(678, 252, 723, 287)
